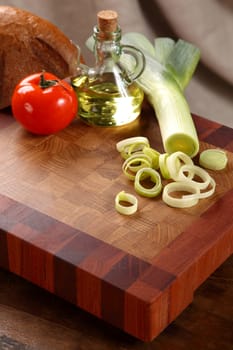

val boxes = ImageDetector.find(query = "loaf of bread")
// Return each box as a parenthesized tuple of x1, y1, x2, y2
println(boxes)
(0, 6, 80, 109)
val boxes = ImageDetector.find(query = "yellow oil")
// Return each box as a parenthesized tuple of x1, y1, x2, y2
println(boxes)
(72, 74, 144, 127)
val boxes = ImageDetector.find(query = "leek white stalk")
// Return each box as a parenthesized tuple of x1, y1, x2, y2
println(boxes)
(121, 34, 201, 158)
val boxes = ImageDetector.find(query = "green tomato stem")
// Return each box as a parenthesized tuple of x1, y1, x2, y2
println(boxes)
(39, 73, 58, 89)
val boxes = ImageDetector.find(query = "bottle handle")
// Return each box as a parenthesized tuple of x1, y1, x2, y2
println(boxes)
(121, 45, 145, 81)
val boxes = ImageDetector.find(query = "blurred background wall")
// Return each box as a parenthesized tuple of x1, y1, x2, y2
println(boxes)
(1, 0, 232, 127)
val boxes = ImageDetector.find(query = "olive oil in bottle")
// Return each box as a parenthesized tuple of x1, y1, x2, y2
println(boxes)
(72, 10, 145, 127)
(72, 73, 144, 126)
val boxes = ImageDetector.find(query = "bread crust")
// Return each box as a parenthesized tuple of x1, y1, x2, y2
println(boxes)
(0, 6, 79, 109)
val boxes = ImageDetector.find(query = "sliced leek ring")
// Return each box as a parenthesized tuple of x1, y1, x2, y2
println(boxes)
(178, 164, 211, 189)
(166, 151, 193, 180)
(162, 181, 200, 208)
(122, 153, 152, 180)
(134, 168, 162, 197)
(142, 146, 160, 169)
(116, 136, 150, 159)
(185, 176, 216, 200)
(159, 153, 171, 179)
(115, 191, 138, 215)
(199, 149, 228, 170)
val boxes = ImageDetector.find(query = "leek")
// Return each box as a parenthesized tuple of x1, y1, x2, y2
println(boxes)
(116, 138, 216, 209)
(163, 39, 201, 90)
(199, 149, 228, 170)
(121, 33, 201, 158)
(134, 168, 162, 198)
(162, 182, 200, 208)
(115, 191, 138, 215)
(153, 37, 175, 64)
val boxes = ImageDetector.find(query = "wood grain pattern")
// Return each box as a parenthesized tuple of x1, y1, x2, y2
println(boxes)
(0, 105, 232, 341)
(0, 255, 232, 350)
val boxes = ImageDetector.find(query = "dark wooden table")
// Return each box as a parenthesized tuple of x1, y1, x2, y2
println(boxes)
(0, 105, 232, 348)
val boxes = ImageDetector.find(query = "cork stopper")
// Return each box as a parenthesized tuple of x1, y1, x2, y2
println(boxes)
(97, 10, 118, 32)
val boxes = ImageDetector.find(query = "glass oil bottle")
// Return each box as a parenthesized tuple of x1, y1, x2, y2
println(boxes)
(72, 10, 145, 127)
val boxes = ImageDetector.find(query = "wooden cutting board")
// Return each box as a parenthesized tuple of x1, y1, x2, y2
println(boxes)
(0, 104, 232, 341)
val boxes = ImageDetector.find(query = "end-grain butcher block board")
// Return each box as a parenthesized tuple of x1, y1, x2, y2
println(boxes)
(0, 105, 232, 341)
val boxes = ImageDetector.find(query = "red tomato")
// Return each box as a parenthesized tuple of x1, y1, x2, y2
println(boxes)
(11, 72, 78, 135)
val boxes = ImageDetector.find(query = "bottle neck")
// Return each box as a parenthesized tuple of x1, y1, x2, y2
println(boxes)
(93, 25, 122, 64)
